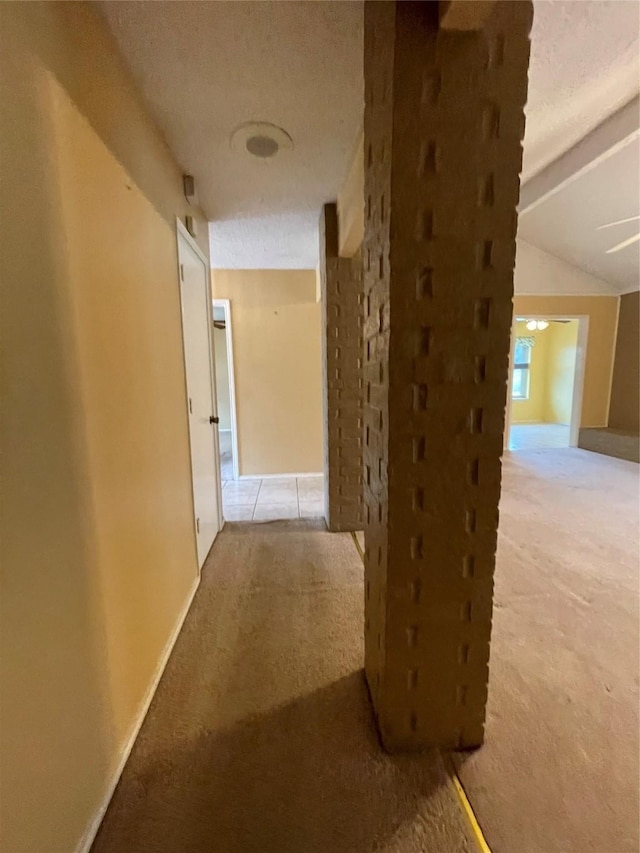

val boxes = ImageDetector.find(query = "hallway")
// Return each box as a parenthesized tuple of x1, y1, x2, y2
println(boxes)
(92, 520, 474, 853)
(93, 449, 639, 853)
(4, 3, 639, 851)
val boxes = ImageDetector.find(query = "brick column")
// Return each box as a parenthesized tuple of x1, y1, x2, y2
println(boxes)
(363, 0, 532, 750)
(319, 204, 364, 532)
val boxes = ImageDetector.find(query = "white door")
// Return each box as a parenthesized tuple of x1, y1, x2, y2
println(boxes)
(177, 222, 221, 568)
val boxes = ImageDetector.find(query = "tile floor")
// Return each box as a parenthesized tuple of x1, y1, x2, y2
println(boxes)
(222, 476, 325, 522)
(509, 423, 571, 451)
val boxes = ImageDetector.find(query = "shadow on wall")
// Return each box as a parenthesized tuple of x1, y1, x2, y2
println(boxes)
(1, 11, 115, 852)
(9, 3, 210, 248)
(609, 290, 640, 433)
(92, 673, 460, 853)
(1, 4, 205, 851)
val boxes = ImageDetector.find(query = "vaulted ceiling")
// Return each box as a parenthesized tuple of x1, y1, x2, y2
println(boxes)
(523, 0, 639, 180)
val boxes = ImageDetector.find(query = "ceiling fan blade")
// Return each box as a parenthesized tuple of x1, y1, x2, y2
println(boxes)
(606, 232, 640, 254)
(597, 215, 640, 230)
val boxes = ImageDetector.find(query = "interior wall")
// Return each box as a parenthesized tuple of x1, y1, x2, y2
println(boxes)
(514, 239, 618, 296)
(513, 296, 619, 428)
(211, 270, 323, 476)
(0, 4, 210, 852)
(511, 322, 550, 423)
(213, 325, 232, 431)
(511, 320, 580, 426)
(330, 189, 619, 300)
(608, 289, 639, 432)
(544, 321, 579, 424)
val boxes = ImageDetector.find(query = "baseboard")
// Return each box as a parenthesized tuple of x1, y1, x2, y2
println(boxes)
(238, 472, 323, 480)
(75, 573, 201, 853)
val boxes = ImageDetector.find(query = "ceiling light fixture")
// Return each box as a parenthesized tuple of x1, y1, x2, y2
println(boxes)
(526, 319, 548, 331)
(230, 121, 294, 160)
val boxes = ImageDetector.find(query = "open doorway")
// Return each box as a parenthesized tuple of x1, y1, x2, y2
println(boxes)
(507, 316, 587, 452)
(211, 271, 324, 522)
(212, 299, 238, 485)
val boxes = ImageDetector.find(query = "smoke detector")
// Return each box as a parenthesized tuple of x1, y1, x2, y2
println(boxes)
(230, 122, 293, 159)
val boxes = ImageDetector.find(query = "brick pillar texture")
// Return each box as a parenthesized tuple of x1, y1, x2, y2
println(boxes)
(363, 0, 532, 751)
(320, 204, 364, 532)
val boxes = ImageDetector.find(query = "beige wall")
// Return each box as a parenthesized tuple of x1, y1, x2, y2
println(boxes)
(609, 289, 639, 432)
(511, 320, 579, 425)
(213, 325, 232, 431)
(211, 270, 323, 476)
(511, 322, 551, 423)
(513, 296, 619, 428)
(0, 4, 208, 852)
(545, 320, 579, 424)
(514, 239, 617, 296)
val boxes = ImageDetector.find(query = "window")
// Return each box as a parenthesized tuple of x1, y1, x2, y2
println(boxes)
(512, 340, 532, 400)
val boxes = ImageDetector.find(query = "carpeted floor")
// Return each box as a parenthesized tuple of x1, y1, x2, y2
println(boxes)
(455, 448, 639, 853)
(92, 449, 639, 853)
(92, 519, 474, 853)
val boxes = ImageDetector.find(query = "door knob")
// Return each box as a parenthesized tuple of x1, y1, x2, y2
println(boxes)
(209, 415, 219, 425)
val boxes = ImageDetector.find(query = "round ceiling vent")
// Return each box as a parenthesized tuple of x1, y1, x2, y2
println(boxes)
(230, 122, 293, 159)
(246, 135, 279, 158)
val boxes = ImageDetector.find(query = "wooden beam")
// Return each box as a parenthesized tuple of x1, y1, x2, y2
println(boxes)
(439, 0, 496, 31)
(519, 96, 640, 213)
(337, 133, 365, 257)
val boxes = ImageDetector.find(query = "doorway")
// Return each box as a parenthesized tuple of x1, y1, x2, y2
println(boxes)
(176, 220, 222, 566)
(212, 299, 239, 486)
(507, 316, 587, 452)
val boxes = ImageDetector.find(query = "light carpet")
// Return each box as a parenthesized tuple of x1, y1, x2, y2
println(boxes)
(455, 448, 639, 853)
(92, 519, 474, 853)
(93, 448, 639, 853)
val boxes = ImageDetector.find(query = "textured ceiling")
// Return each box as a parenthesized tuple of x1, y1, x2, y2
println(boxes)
(98, 0, 363, 269)
(523, 0, 640, 180)
(518, 137, 640, 293)
(99, 0, 639, 270)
